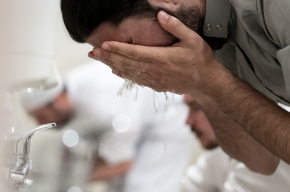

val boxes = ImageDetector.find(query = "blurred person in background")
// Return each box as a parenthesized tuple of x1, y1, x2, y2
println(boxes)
(21, 60, 197, 192)
(182, 94, 290, 192)
(21, 61, 142, 192)
(125, 89, 196, 192)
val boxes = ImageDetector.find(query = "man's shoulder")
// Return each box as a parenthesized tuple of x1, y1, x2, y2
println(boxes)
(229, 0, 257, 10)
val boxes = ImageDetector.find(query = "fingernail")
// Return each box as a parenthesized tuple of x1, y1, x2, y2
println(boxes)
(159, 11, 169, 23)
(102, 43, 111, 50)
(95, 50, 103, 59)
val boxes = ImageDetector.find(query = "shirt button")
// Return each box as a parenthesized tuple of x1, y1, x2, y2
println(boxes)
(205, 24, 212, 30)
(216, 24, 223, 30)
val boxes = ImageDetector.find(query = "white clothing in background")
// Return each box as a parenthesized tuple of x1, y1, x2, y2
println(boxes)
(64, 61, 198, 192)
(181, 147, 230, 192)
(126, 90, 196, 192)
(224, 160, 290, 192)
(65, 61, 143, 165)
(29, 61, 144, 192)
(182, 147, 290, 192)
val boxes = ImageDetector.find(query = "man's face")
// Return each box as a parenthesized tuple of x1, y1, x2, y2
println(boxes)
(87, 18, 177, 48)
(183, 94, 218, 149)
(86, 0, 205, 48)
(29, 93, 72, 125)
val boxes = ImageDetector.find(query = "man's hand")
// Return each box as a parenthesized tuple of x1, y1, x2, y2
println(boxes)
(89, 11, 218, 94)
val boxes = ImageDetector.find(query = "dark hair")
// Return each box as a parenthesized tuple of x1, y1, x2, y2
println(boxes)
(61, 0, 157, 43)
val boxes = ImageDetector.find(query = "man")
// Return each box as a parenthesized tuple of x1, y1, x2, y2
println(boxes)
(182, 94, 290, 192)
(60, 0, 290, 174)
(23, 60, 196, 192)
(22, 61, 142, 192)
(125, 89, 195, 192)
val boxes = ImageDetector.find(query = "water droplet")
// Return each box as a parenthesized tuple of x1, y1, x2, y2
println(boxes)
(164, 92, 168, 101)
(134, 86, 139, 101)
(153, 91, 158, 113)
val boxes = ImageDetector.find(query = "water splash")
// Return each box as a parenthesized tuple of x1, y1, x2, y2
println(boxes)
(153, 91, 158, 113)
(118, 80, 174, 114)
(118, 79, 138, 97)
(164, 92, 168, 101)
(134, 86, 139, 101)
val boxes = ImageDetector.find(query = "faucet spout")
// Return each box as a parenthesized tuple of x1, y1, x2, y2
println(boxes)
(1, 123, 57, 191)
(6, 123, 57, 157)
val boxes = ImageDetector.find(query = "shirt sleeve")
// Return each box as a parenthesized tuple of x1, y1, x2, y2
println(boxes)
(181, 148, 229, 192)
(262, 0, 290, 95)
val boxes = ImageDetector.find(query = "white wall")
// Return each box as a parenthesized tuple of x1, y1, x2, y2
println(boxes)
(55, 10, 93, 76)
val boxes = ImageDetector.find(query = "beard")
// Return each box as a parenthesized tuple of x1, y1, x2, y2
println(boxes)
(171, 4, 204, 34)
(149, 3, 205, 45)
(153, 4, 204, 35)
(205, 140, 219, 150)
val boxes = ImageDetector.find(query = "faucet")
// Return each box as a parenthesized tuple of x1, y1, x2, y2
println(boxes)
(1, 123, 56, 191)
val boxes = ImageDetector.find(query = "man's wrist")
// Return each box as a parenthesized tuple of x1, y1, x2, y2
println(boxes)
(195, 59, 230, 97)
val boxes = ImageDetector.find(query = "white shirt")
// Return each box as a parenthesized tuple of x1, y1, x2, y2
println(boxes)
(29, 61, 144, 192)
(125, 90, 196, 192)
(64, 61, 144, 165)
(224, 160, 290, 192)
(181, 147, 230, 192)
(182, 147, 290, 192)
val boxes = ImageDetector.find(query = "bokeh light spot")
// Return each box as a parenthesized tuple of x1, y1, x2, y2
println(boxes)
(62, 130, 79, 147)
(112, 114, 131, 133)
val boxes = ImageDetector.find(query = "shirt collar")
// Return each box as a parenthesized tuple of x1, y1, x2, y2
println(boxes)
(203, 0, 232, 38)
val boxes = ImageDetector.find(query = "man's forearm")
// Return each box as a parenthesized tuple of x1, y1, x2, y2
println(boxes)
(199, 61, 290, 165)
(89, 159, 132, 181)
(192, 92, 280, 174)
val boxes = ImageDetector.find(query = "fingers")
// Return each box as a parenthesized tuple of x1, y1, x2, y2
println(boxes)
(114, 69, 156, 90)
(100, 41, 167, 63)
(89, 51, 115, 69)
(95, 52, 153, 81)
(88, 51, 94, 59)
(93, 48, 155, 73)
(157, 11, 198, 43)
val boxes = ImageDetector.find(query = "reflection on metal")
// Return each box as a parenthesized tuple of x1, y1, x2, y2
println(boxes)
(1, 123, 56, 191)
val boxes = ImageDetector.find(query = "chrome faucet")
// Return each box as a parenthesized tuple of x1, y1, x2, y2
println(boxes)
(1, 123, 56, 191)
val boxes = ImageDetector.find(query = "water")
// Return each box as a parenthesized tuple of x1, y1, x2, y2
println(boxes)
(134, 86, 139, 101)
(118, 80, 170, 113)
(164, 92, 169, 101)
(118, 79, 138, 98)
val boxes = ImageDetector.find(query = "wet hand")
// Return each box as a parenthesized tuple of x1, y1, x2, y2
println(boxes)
(89, 11, 218, 94)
